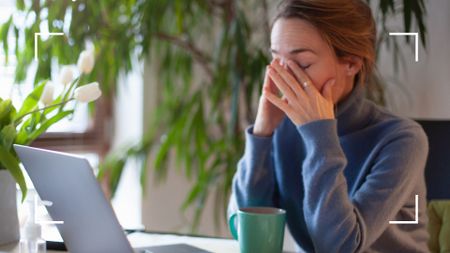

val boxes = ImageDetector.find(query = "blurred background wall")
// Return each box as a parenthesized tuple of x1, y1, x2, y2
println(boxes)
(378, 0, 450, 119)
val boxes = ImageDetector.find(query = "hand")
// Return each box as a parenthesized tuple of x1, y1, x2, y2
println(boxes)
(253, 62, 286, 137)
(263, 59, 335, 126)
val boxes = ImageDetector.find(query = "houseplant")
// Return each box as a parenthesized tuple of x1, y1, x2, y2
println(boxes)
(1, 0, 427, 233)
(0, 49, 101, 245)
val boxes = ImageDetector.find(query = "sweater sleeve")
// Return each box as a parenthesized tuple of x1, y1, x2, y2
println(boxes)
(296, 119, 428, 253)
(228, 125, 277, 217)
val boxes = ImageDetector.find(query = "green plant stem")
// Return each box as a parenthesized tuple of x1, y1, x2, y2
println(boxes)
(14, 98, 75, 125)
(60, 77, 81, 112)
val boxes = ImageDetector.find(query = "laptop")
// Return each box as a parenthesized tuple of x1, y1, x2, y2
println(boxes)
(14, 144, 211, 253)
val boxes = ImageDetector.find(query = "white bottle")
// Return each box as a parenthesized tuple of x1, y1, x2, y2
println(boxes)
(20, 191, 46, 253)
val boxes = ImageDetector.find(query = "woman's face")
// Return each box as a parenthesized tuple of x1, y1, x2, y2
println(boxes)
(270, 18, 360, 104)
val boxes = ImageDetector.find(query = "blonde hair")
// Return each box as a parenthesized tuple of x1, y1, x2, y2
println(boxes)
(274, 0, 376, 85)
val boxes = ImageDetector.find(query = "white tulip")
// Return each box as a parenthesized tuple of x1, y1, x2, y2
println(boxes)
(77, 49, 95, 74)
(40, 82, 55, 106)
(59, 66, 74, 85)
(74, 82, 102, 103)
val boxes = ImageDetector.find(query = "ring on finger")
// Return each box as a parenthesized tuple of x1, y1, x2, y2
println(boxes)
(302, 81, 310, 89)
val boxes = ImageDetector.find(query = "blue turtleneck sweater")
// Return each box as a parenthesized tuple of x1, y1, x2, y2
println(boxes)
(229, 84, 430, 252)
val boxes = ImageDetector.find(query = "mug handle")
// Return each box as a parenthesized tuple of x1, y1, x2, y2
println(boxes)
(228, 213, 238, 240)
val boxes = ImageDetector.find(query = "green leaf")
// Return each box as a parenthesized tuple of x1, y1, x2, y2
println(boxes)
(0, 16, 12, 64)
(15, 112, 41, 145)
(387, 0, 395, 13)
(182, 183, 202, 211)
(109, 160, 126, 198)
(60, 77, 80, 111)
(0, 145, 27, 202)
(140, 153, 149, 195)
(15, 127, 28, 145)
(154, 126, 177, 174)
(403, 0, 412, 43)
(0, 99, 13, 126)
(25, 110, 74, 144)
(413, 0, 427, 48)
(1, 124, 17, 150)
(14, 81, 47, 121)
(16, 0, 25, 10)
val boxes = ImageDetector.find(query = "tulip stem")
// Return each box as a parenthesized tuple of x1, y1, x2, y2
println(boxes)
(14, 98, 75, 124)
(60, 77, 81, 112)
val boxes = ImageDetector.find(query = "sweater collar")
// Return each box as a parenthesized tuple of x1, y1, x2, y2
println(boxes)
(335, 83, 369, 136)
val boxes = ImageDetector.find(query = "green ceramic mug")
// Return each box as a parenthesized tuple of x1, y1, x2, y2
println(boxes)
(229, 207, 286, 253)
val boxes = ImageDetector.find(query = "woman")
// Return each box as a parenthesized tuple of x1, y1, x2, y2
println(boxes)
(228, 0, 429, 252)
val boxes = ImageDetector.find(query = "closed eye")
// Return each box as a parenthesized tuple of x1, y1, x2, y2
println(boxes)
(301, 64, 311, 70)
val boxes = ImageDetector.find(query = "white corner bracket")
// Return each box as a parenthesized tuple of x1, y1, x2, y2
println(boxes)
(34, 32, 65, 61)
(388, 32, 420, 62)
(389, 194, 419, 225)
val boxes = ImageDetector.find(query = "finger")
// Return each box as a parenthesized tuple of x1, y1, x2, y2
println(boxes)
(270, 60, 304, 98)
(262, 66, 270, 91)
(267, 67, 297, 102)
(263, 90, 292, 114)
(262, 66, 279, 96)
(322, 79, 335, 102)
(286, 60, 318, 95)
(286, 60, 309, 84)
